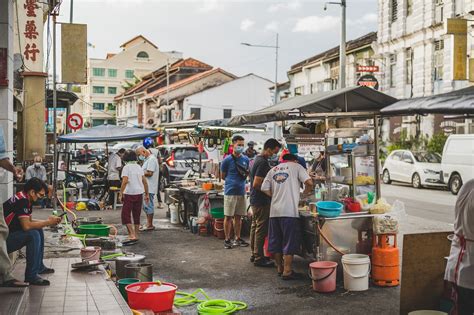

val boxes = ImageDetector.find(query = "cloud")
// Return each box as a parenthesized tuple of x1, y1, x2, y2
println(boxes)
(348, 13, 378, 26)
(268, 0, 301, 13)
(264, 21, 279, 32)
(240, 18, 255, 31)
(293, 15, 340, 33)
(198, 0, 220, 12)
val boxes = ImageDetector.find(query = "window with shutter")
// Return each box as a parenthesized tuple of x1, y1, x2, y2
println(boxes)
(433, 40, 444, 81)
(391, 0, 398, 23)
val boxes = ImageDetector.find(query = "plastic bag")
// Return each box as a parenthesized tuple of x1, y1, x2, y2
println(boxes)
(198, 194, 211, 220)
(388, 200, 407, 223)
(373, 214, 399, 234)
(369, 198, 392, 214)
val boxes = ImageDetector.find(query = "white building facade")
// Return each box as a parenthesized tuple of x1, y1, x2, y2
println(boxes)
(287, 32, 379, 97)
(376, 0, 474, 137)
(75, 35, 180, 127)
(182, 74, 276, 142)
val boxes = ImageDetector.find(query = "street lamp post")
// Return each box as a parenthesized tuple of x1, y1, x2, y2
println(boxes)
(241, 33, 279, 136)
(325, 0, 346, 89)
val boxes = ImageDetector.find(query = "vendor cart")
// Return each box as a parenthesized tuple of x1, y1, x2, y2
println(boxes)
(228, 86, 398, 262)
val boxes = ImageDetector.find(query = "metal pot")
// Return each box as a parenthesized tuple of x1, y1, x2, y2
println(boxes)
(125, 263, 153, 282)
(164, 188, 180, 204)
(115, 254, 145, 279)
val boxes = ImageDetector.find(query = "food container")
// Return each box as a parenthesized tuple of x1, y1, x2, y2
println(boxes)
(316, 201, 343, 217)
(115, 254, 146, 279)
(202, 183, 213, 191)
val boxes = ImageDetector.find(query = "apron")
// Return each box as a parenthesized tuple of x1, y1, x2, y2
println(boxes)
(450, 234, 474, 315)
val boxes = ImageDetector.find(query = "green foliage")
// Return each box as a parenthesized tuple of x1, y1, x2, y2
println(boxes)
(427, 133, 448, 154)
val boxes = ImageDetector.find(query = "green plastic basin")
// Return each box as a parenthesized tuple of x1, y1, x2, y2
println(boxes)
(77, 224, 110, 237)
(210, 207, 224, 219)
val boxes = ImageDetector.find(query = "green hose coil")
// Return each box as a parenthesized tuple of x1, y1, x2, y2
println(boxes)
(174, 288, 247, 314)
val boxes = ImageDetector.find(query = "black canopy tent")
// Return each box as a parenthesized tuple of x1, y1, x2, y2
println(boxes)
(227, 86, 398, 126)
(58, 124, 159, 143)
(380, 86, 474, 115)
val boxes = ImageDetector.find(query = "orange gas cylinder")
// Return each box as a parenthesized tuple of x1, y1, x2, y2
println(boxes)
(371, 234, 400, 287)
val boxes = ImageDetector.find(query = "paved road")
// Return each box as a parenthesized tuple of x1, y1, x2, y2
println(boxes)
(381, 183, 456, 224)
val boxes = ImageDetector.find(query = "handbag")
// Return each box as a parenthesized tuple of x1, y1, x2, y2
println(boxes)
(231, 155, 249, 179)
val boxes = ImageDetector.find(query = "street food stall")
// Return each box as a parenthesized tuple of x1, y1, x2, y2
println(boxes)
(56, 125, 159, 210)
(160, 119, 266, 226)
(228, 86, 399, 263)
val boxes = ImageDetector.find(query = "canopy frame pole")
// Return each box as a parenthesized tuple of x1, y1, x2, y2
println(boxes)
(374, 114, 381, 199)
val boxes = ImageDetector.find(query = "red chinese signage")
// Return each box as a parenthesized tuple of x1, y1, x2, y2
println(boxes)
(21, 0, 42, 72)
(356, 65, 379, 73)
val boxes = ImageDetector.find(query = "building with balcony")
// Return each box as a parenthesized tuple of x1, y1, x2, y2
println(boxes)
(74, 35, 180, 127)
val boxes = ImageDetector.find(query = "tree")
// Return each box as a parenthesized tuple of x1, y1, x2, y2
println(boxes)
(427, 133, 448, 154)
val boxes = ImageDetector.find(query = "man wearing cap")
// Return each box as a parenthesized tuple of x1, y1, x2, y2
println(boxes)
(262, 153, 313, 280)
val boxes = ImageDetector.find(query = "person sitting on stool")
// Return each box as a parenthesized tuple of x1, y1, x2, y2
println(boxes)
(3, 178, 61, 286)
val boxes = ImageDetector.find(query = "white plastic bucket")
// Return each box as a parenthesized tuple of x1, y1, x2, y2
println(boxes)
(341, 254, 371, 291)
(169, 204, 179, 224)
(408, 312, 447, 315)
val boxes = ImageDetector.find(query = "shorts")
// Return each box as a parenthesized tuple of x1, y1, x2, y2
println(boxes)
(143, 193, 155, 215)
(224, 195, 247, 217)
(268, 217, 302, 255)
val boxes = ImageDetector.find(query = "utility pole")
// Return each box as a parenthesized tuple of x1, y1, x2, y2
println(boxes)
(51, 6, 59, 210)
(340, 0, 346, 89)
(325, 1, 346, 89)
(241, 34, 280, 136)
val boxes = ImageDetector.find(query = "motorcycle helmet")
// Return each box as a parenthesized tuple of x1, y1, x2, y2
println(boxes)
(87, 200, 101, 211)
(76, 202, 87, 211)
(143, 137, 153, 149)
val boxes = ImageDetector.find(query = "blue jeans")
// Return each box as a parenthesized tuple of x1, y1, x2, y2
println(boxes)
(6, 229, 47, 282)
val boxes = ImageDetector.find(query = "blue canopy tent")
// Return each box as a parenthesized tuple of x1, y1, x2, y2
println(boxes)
(58, 124, 159, 143)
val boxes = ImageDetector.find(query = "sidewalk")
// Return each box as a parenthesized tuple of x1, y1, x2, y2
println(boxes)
(1, 257, 131, 315)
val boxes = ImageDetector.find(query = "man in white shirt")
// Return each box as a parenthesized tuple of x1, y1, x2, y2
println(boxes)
(136, 146, 159, 231)
(262, 153, 313, 280)
(107, 148, 125, 205)
(25, 156, 47, 181)
(445, 179, 474, 314)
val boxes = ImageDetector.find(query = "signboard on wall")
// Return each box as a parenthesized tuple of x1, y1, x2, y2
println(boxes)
(18, 0, 44, 73)
(447, 19, 467, 81)
(356, 65, 379, 73)
(357, 74, 379, 90)
(61, 24, 88, 84)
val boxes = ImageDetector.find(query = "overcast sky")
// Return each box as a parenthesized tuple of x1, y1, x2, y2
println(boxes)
(58, 0, 378, 83)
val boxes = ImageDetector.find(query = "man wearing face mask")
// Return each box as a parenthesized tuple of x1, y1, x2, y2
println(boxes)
(4, 178, 62, 286)
(221, 135, 250, 249)
(25, 156, 47, 182)
(249, 138, 281, 267)
(136, 146, 159, 231)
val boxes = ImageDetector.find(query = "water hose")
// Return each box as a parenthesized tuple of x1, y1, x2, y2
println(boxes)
(317, 224, 346, 256)
(173, 289, 247, 314)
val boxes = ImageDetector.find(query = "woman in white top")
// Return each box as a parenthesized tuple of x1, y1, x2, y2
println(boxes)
(119, 150, 149, 241)
(445, 179, 474, 314)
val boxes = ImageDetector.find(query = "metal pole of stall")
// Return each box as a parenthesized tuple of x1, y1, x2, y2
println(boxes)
(52, 13, 58, 211)
(374, 114, 381, 198)
(339, 0, 346, 89)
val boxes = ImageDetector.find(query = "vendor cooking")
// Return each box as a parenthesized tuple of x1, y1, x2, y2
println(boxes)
(309, 150, 327, 183)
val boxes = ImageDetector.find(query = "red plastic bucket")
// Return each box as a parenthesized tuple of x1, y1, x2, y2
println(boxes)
(125, 282, 177, 312)
(214, 218, 225, 239)
(309, 261, 338, 293)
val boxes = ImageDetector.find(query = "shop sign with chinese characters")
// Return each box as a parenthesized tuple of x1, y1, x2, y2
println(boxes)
(18, 0, 44, 73)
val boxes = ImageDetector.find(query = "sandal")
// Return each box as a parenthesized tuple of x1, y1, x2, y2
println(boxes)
(0, 279, 29, 287)
(281, 271, 304, 281)
(29, 278, 50, 286)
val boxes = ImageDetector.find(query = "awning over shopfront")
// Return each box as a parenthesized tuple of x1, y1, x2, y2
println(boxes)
(161, 119, 267, 131)
(380, 86, 474, 115)
(58, 124, 159, 143)
(46, 89, 78, 108)
(227, 86, 398, 126)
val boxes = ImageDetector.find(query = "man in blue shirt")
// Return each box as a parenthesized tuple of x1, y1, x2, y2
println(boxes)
(221, 135, 250, 249)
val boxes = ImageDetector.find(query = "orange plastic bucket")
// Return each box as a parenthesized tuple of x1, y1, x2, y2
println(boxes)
(309, 261, 338, 293)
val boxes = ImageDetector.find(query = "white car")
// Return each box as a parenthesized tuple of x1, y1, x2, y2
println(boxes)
(382, 150, 445, 188)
